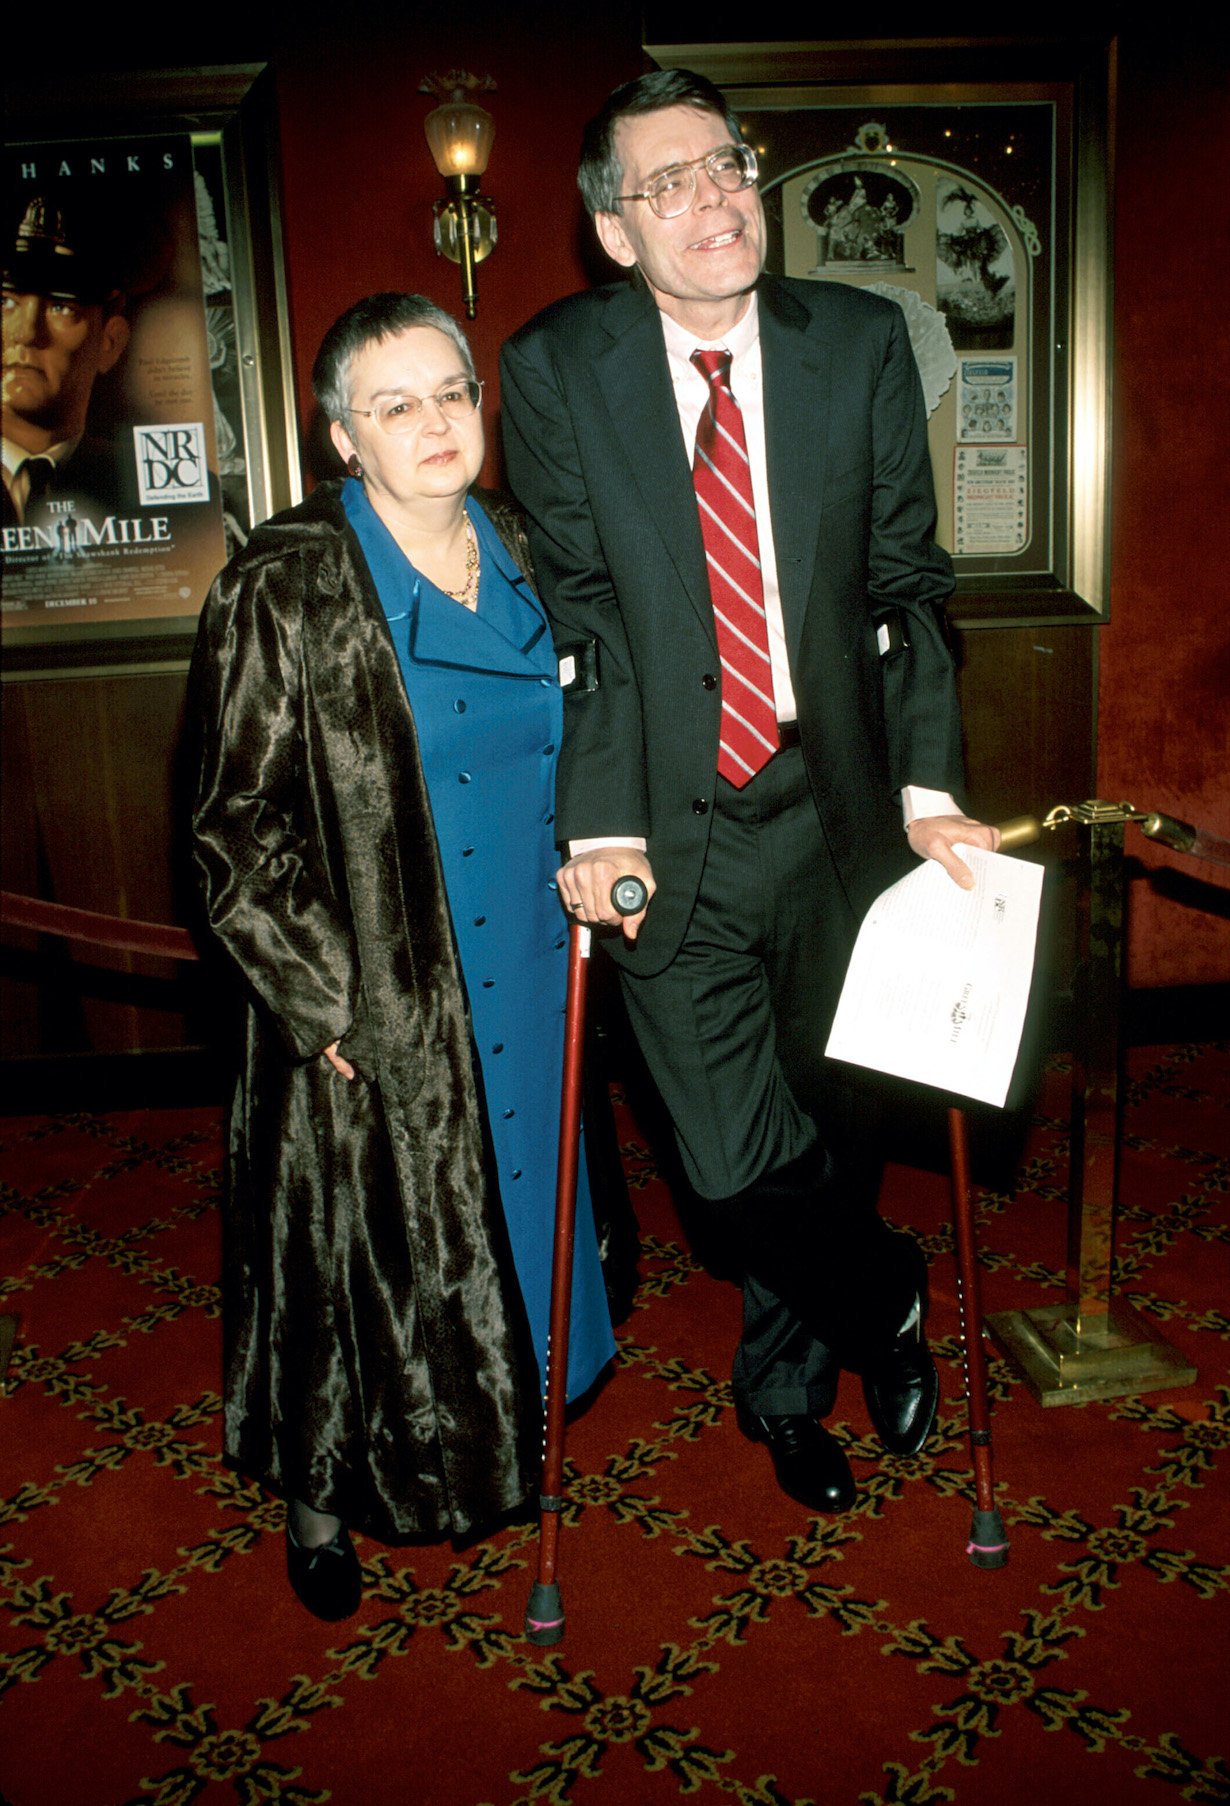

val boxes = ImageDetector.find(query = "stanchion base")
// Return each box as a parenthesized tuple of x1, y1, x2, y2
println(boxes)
(967, 1507, 1009, 1568)
(0, 1315, 16, 1392)
(987, 1298, 1196, 1406)
(525, 1581, 565, 1646)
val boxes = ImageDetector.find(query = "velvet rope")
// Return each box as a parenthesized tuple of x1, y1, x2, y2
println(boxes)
(0, 891, 199, 961)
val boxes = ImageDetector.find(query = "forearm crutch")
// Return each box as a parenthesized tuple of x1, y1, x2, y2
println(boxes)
(943, 813, 1054, 1568)
(948, 1108, 1009, 1568)
(525, 875, 648, 1646)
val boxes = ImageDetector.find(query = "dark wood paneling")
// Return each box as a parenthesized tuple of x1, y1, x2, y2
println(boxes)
(1, 671, 205, 1056)
(956, 622, 1097, 1069)
(955, 623, 1097, 825)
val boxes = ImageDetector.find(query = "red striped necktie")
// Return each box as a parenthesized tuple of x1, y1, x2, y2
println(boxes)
(690, 348, 779, 787)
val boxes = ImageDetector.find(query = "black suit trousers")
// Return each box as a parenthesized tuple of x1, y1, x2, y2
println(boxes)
(617, 747, 916, 1414)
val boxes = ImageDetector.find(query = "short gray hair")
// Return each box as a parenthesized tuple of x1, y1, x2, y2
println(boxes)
(311, 292, 475, 425)
(578, 69, 744, 218)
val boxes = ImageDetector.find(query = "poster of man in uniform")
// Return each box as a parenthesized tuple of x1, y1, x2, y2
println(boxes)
(2, 133, 225, 640)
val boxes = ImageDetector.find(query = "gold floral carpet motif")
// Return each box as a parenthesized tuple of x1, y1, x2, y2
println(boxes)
(1, 1045, 1228, 1804)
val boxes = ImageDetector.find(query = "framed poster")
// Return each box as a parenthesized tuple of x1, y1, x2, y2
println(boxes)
(646, 39, 1114, 627)
(2, 66, 300, 674)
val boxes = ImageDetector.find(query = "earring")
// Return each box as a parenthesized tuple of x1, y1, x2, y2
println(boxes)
(346, 454, 363, 479)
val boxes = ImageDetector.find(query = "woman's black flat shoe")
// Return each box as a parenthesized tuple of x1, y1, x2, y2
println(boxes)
(286, 1523, 362, 1621)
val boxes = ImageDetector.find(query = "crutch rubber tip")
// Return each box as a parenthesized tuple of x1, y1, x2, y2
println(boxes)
(967, 1507, 1009, 1568)
(525, 1581, 565, 1645)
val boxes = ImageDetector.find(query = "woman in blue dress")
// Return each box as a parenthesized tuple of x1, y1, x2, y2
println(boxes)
(190, 293, 615, 1621)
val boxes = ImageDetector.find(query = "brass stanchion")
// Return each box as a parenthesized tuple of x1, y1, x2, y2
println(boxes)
(987, 801, 1198, 1405)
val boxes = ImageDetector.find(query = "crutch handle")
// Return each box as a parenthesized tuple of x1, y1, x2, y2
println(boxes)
(611, 875, 649, 916)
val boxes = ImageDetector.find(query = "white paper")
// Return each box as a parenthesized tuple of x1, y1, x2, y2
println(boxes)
(953, 444, 1028, 554)
(825, 846, 1043, 1107)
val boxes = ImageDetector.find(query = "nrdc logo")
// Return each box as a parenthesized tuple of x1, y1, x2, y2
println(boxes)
(134, 423, 210, 505)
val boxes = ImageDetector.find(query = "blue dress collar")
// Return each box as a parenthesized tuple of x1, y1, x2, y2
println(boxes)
(343, 479, 551, 679)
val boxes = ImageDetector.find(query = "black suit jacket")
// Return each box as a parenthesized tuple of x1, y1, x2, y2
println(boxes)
(501, 274, 964, 975)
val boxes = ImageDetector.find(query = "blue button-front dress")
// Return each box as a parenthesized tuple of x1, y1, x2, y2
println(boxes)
(343, 479, 615, 1401)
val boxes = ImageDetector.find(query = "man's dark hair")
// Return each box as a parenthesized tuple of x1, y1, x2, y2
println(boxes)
(578, 69, 744, 218)
(311, 291, 475, 425)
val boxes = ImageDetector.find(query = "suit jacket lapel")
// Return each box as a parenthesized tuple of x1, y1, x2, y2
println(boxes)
(594, 288, 715, 642)
(759, 279, 833, 661)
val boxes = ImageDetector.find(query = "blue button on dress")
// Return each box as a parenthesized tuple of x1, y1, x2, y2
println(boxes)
(343, 479, 614, 1401)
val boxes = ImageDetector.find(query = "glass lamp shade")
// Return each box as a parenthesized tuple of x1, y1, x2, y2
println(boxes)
(424, 100, 495, 178)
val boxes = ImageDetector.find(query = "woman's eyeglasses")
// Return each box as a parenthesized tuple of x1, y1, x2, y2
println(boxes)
(349, 379, 484, 435)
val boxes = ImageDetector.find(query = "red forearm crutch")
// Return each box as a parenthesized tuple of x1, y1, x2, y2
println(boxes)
(525, 876, 647, 1645)
(941, 810, 1054, 1568)
(948, 1105, 1009, 1567)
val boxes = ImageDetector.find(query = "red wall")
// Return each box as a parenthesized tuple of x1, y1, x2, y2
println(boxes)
(1100, 33, 1230, 986)
(274, 14, 641, 488)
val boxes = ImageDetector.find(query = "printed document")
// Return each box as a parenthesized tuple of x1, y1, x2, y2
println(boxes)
(826, 846, 1043, 1107)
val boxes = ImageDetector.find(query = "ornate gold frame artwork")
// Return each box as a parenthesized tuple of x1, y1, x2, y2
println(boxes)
(648, 39, 1115, 627)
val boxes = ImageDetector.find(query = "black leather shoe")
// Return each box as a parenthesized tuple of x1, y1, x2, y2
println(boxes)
(861, 1298, 939, 1456)
(286, 1523, 362, 1621)
(747, 1414, 856, 1513)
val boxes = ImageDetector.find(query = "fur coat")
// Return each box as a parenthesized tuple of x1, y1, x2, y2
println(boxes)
(189, 480, 540, 1539)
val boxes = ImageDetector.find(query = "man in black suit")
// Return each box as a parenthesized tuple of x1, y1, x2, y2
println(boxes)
(502, 69, 999, 1512)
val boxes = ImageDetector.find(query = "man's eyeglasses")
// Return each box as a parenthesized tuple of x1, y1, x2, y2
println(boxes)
(617, 144, 759, 220)
(348, 379, 484, 435)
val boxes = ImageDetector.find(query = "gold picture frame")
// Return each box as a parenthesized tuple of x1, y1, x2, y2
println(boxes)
(2, 65, 300, 676)
(646, 38, 1115, 629)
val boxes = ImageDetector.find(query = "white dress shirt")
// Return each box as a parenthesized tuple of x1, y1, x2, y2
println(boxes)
(660, 296, 798, 723)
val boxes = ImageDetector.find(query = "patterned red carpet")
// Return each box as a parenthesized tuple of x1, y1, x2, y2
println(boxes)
(1, 1046, 1227, 1806)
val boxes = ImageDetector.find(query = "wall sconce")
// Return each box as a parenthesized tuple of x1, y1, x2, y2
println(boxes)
(420, 71, 497, 320)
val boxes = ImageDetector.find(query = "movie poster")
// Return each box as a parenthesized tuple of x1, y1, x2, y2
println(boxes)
(2, 133, 226, 639)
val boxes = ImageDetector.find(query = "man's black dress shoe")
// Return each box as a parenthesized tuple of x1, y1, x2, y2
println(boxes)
(286, 1523, 362, 1621)
(861, 1298, 939, 1456)
(747, 1414, 856, 1513)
